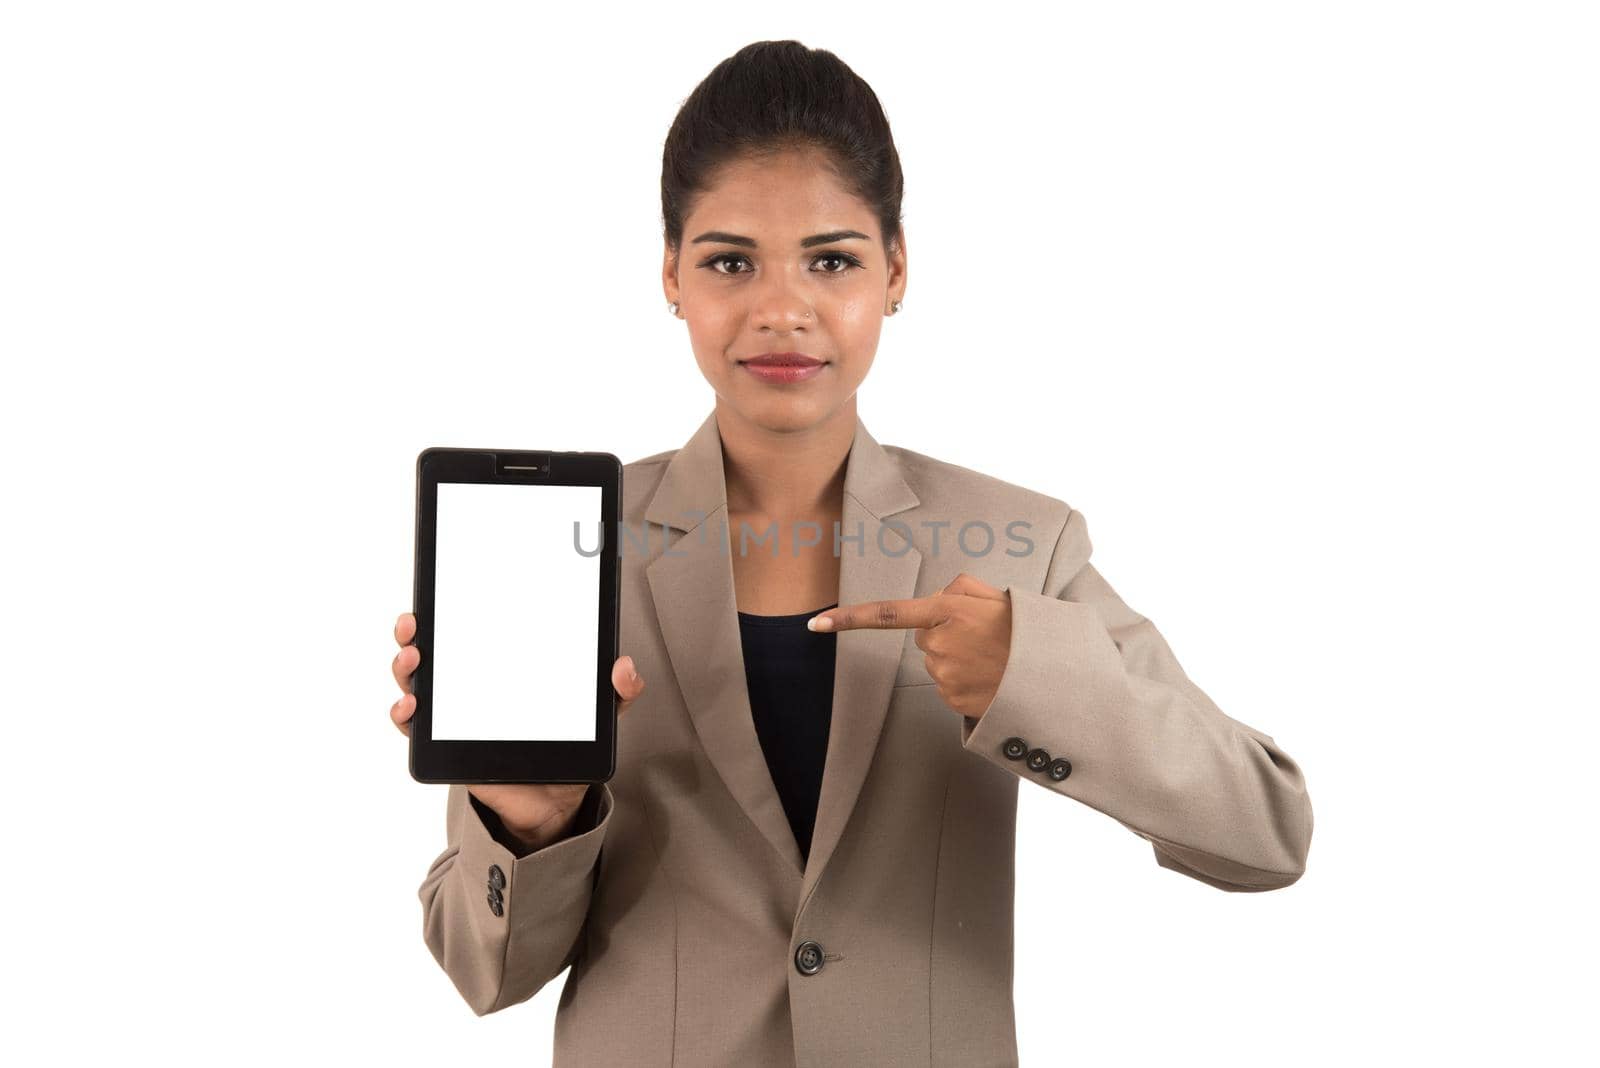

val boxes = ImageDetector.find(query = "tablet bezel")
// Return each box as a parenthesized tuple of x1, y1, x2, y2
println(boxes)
(408, 447, 621, 784)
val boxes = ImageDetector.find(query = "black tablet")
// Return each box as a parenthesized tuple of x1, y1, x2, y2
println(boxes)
(409, 447, 621, 784)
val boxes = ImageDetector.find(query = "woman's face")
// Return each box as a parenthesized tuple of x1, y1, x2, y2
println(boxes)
(662, 146, 907, 435)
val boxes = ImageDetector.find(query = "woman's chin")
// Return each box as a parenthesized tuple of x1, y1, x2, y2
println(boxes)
(727, 390, 838, 432)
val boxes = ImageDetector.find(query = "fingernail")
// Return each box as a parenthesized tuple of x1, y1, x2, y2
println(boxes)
(626, 657, 639, 682)
(808, 615, 833, 632)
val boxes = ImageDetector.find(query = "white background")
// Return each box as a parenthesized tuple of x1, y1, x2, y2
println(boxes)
(3, 2, 1595, 1065)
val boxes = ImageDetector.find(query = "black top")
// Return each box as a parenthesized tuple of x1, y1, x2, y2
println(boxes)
(737, 602, 838, 864)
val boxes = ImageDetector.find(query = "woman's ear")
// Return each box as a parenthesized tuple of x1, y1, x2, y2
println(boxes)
(661, 240, 681, 310)
(886, 227, 908, 309)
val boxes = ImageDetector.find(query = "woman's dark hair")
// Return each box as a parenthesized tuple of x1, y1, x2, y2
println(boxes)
(661, 40, 904, 259)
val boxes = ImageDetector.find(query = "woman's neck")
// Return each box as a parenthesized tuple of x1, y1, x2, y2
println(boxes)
(716, 399, 855, 520)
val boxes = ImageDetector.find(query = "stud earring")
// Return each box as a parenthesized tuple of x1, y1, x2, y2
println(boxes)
(668, 301, 679, 316)
(889, 299, 903, 315)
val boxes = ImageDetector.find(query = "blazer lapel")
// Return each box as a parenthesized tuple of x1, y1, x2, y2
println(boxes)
(644, 409, 922, 894)
(801, 468, 921, 904)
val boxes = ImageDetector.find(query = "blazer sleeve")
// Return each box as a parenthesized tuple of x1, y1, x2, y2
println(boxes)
(961, 506, 1313, 892)
(417, 780, 613, 1014)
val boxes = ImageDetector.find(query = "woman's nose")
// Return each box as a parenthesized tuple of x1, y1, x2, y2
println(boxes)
(747, 266, 817, 328)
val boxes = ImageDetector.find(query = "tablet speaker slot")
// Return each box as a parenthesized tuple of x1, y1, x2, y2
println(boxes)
(496, 452, 550, 476)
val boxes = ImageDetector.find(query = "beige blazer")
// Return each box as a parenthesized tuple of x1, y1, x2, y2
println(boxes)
(417, 409, 1314, 1067)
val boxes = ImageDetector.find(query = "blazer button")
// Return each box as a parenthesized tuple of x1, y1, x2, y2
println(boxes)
(1025, 747, 1051, 772)
(794, 940, 825, 976)
(1002, 737, 1028, 761)
(1048, 757, 1073, 781)
(486, 886, 504, 917)
(488, 864, 506, 890)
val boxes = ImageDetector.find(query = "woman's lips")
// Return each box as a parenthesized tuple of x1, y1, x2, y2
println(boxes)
(738, 354, 827, 384)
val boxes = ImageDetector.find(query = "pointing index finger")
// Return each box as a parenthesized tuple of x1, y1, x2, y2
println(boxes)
(808, 596, 951, 633)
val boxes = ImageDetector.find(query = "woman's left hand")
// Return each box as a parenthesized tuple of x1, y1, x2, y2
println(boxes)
(808, 572, 1013, 720)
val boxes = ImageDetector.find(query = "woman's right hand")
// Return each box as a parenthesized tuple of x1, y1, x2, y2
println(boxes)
(390, 611, 645, 853)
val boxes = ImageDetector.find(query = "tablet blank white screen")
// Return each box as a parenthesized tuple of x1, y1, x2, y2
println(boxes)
(431, 482, 602, 741)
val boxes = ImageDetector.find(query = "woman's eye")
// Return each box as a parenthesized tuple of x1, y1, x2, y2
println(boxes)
(815, 252, 863, 273)
(705, 254, 751, 274)
(700, 252, 863, 275)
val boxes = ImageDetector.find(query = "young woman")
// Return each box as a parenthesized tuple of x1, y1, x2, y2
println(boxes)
(389, 40, 1313, 1067)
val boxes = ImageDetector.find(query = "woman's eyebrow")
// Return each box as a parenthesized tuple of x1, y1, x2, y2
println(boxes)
(690, 229, 870, 248)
